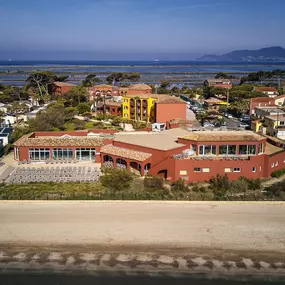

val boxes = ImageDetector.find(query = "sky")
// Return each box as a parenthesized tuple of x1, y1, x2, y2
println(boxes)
(0, 0, 285, 60)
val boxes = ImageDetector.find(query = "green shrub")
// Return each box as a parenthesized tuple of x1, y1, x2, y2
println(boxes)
(171, 179, 188, 192)
(143, 175, 164, 190)
(271, 168, 285, 178)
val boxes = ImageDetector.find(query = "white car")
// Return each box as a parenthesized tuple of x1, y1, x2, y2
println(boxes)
(227, 114, 233, 119)
(239, 123, 249, 128)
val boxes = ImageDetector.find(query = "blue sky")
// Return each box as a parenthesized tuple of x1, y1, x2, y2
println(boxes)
(0, 0, 285, 60)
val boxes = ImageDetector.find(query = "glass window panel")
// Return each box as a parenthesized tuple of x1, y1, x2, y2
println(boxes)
(239, 145, 248, 155)
(228, 145, 236, 155)
(219, 145, 227, 155)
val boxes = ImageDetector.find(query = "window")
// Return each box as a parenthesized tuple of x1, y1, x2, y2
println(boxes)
(233, 168, 241, 172)
(124, 106, 128, 110)
(202, 168, 210, 173)
(219, 145, 236, 155)
(271, 163, 274, 168)
(194, 168, 201, 172)
(258, 143, 264, 154)
(124, 99, 128, 103)
(15, 147, 19, 160)
(280, 121, 285, 126)
(198, 145, 216, 156)
(179, 170, 188, 175)
(224, 168, 232, 173)
(275, 161, 278, 166)
(252, 167, 256, 172)
(239, 145, 256, 155)
(52, 148, 73, 160)
(124, 114, 128, 117)
(260, 166, 262, 171)
(76, 148, 96, 161)
(29, 148, 50, 161)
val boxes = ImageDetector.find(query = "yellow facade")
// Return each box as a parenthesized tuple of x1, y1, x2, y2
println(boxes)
(122, 96, 157, 122)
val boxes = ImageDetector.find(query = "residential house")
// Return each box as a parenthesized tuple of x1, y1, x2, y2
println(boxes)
(204, 79, 232, 89)
(274, 94, 285, 106)
(253, 87, 279, 98)
(52, 82, 76, 96)
(264, 114, 285, 137)
(254, 106, 284, 119)
(249, 97, 275, 115)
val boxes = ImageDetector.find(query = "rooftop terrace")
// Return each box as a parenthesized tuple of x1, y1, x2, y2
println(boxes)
(181, 131, 265, 142)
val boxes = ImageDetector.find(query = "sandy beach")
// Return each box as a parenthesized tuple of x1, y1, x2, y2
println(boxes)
(0, 201, 285, 278)
(0, 201, 284, 252)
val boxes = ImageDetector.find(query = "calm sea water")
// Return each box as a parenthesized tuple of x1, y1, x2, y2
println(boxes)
(1, 61, 284, 85)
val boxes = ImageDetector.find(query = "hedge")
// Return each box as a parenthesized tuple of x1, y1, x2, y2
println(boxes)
(271, 168, 285, 178)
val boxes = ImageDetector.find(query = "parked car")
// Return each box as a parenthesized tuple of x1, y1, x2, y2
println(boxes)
(204, 122, 215, 127)
(227, 114, 233, 119)
(240, 115, 250, 122)
(239, 123, 249, 129)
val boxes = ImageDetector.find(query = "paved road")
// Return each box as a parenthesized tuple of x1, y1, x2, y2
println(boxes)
(223, 117, 241, 129)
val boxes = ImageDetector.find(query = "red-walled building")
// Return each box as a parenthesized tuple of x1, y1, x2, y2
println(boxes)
(96, 99, 122, 116)
(155, 96, 187, 123)
(89, 84, 119, 100)
(250, 97, 276, 115)
(14, 128, 285, 183)
(127, 84, 152, 95)
(52, 82, 76, 96)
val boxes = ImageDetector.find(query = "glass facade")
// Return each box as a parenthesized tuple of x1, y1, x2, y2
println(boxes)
(198, 145, 216, 155)
(239, 145, 256, 155)
(15, 147, 19, 160)
(52, 148, 73, 160)
(219, 145, 236, 155)
(29, 148, 50, 161)
(76, 148, 96, 161)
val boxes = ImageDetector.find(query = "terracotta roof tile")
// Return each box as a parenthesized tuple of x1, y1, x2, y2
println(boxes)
(53, 81, 76, 87)
(14, 133, 105, 147)
(181, 131, 265, 142)
(255, 87, 278, 92)
(129, 84, 152, 90)
(101, 144, 152, 162)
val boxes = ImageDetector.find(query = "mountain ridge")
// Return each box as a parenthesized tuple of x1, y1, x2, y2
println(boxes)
(197, 46, 285, 61)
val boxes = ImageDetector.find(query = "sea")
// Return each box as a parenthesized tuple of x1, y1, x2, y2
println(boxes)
(1, 60, 285, 86)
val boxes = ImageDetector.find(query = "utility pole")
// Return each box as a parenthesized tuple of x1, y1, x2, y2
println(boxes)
(226, 88, 230, 112)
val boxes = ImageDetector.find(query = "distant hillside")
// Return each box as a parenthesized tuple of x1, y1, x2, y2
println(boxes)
(198, 46, 285, 61)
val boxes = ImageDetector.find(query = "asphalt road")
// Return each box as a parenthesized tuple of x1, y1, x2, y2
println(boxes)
(223, 117, 242, 129)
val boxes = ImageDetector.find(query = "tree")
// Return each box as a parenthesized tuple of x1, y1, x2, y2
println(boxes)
(127, 72, 141, 82)
(215, 72, 236, 79)
(170, 86, 179, 94)
(64, 85, 89, 106)
(160, 80, 171, 89)
(7, 102, 29, 116)
(106, 72, 126, 85)
(100, 167, 133, 193)
(26, 71, 68, 97)
(77, 102, 91, 114)
(82, 73, 102, 87)
(11, 125, 31, 142)
(28, 105, 67, 131)
(228, 100, 250, 116)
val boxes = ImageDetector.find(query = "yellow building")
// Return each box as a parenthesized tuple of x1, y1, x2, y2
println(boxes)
(264, 114, 285, 136)
(122, 94, 158, 122)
